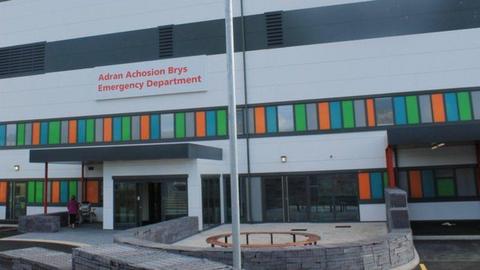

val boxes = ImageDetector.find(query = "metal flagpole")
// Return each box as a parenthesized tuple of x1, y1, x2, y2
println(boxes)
(224, 0, 242, 269)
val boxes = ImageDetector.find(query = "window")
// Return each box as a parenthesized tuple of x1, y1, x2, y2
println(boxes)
(277, 105, 294, 132)
(375, 97, 394, 126)
(455, 168, 477, 197)
(161, 114, 174, 138)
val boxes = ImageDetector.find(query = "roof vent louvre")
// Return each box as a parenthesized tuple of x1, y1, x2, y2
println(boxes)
(158, 26, 174, 58)
(0, 42, 45, 78)
(265, 12, 284, 47)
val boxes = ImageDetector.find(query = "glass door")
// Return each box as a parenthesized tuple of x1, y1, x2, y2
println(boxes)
(7, 182, 27, 220)
(202, 176, 221, 229)
(287, 176, 309, 222)
(114, 182, 139, 228)
(309, 174, 335, 222)
(263, 176, 285, 222)
(334, 173, 359, 221)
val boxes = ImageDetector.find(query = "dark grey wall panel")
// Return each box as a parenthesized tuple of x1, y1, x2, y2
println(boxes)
(2, 0, 480, 78)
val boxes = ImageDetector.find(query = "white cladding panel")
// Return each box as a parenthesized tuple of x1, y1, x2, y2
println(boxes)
(409, 202, 480, 220)
(359, 204, 386, 222)
(0, 0, 372, 47)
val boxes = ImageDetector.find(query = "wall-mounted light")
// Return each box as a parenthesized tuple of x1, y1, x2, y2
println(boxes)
(13, 165, 20, 171)
(431, 142, 445, 150)
(280, 155, 287, 163)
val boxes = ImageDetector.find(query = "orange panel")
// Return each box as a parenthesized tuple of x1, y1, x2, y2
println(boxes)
(0, 182, 7, 203)
(140, 115, 150, 140)
(51, 181, 60, 203)
(366, 99, 376, 127)
(86, 180, 99, 204)
(103, 118, 112, 142)
(68, 120, 77, 144)
(254, 107, 266, 134)
(409, 170, 423, 198)
(318, 102, 331, 130)
(358, 173, 371, 200)
(431, 94, 446, 123)
(32, 122, 40, 145)
(196, 112, 206, 137)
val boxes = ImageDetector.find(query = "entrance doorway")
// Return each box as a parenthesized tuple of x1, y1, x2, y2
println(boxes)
(113, 176, 188, 229)
(202, 176, 221, 229)
(6, 182, 27, 220)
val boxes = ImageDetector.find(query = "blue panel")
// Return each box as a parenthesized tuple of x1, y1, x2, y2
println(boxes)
(60, 181, 69, 203)
(421, 170, 435, 198)
(150, 114, 160, 140)
(370, 172, 384, 199)
(0, 125, 5, 146)
(206, 111, 216, 136)
(40, 122, 48, 145)
(266, 106, 278, 133)
(393, 97, 407, 124)
(329, 102, 342, 129)
(113, 117, 122, 141)
(445, 93, 459, 121)
(77, 120, 86, 143)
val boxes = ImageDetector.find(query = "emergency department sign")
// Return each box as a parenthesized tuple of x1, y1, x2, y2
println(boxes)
(94, 55, 207, 100)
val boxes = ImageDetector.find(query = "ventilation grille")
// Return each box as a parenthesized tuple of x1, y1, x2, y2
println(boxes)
(0, 42, 45, 78)
(158, 26, 174, 58)
(265, 12, 283, 47)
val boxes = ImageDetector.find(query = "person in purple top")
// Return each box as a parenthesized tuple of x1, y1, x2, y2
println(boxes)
(67, 196, 80, 228)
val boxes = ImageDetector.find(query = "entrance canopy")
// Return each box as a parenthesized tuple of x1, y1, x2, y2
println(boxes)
(29, 143, 222, 163)
(387, 122, 480, 147)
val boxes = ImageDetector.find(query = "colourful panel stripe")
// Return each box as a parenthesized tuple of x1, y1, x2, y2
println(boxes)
(140, 115, 150, 140)
(358, 173, 371, 200)
(60, 181, 68, 203)
(341, 101, 354, 128)
(68, 120, 77, 144)
(431, 94, 446, 123)
(27, 181, 35, 203)
(437, 178, 455, 197)
(405, 96, 420, 124)
(370, 172, 383, 199)
(40, 122, 48, 145)
(366, 99, 376, 127)
(113, 117, 122, 141)
(17, 123, 25, 146)
(32, 122, 40, 145)
(294, 104, 307, 131)
(77, 120, 86, 143)
(196, 112, 206, 137)
(457, 92, 472, 121)
(175, 113, 186, 138)
(121, 116, 131, 141)
(86, 180, 99, 204)
(409, 170, 422, 198)
(35, 181, 44, 204)
(0, 182, 7, 203)
(329, 102, 342, 129)
(51, 181, 60, 203)
(0, 125, 5, 146)
(266, 106, 278, 133)
(318, 102, 330, 130)
(103, 118, 112, 142)
(444, 93, 459, 121)
(254, 107, 266, 134)
(393, 97, 407, 125)
(68, 181, 77, 199)
(86, 119, 95, 143)
(48, 121, 61, 145)
(421, 170, 435, 198)
(206, 111, 216, 136)
(217, 110, 227, 136)
(150, 115, 160, 139)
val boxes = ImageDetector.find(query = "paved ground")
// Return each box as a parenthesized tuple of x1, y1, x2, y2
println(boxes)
(415, 240, 480, 270)
(2, 223, 118, 246)
(175, 222, 387, 247)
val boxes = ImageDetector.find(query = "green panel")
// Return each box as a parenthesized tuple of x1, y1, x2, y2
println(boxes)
(383, 172, 388, 188)
(341, 100, 355, 128)
(27, 181, 35, 204)
(121, 116, 131, 141)
(35, 181, 44, 204)
(217, 110, 227, 136)
(48, 121, 61, 145)
(405, 96, 420, 124)
(457, 92, 472, 121)
(294, 104, 307, 131)
(16, 123, 25, 146)
(175, 112, 186, 138)
(69, 181, 78, 199)
(86, 119, 95, 143)
(437, 178, 455, 197)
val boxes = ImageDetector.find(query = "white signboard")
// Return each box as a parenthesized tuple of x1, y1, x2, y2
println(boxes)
(94, 55, 207, 100)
